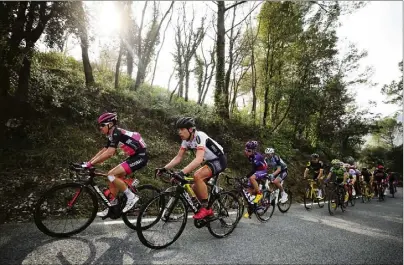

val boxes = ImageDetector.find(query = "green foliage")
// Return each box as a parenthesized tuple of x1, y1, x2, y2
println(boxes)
(381, 61, 403, 107)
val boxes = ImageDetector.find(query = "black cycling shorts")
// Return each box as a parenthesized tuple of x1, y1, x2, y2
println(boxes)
(121, 152, 148, 174)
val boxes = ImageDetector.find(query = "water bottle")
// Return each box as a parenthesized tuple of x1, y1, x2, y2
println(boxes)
(259, 184, 263, 191)
(103, 188, 116, 202)
(274, 189, 279, 200)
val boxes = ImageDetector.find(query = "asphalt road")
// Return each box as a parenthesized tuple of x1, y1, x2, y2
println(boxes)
(1, 189, 402, 265)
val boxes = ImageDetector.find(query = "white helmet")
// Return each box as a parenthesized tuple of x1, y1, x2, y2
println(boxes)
(265, 147, 275, 154)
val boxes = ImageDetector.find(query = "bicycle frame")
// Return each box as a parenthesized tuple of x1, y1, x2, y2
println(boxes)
(68, 163, 138, 209)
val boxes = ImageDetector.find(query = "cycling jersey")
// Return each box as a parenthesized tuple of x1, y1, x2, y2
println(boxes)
(306, 161, 324, 172)
(329, 167, 346, 183)
(106, 127, 147, 156)
(362, 170, 371, 182)
(246, 152, 267, 180)
(266, 155, 287, 172)
(373, 170, 387, 182)
(180, 130, 224, 161)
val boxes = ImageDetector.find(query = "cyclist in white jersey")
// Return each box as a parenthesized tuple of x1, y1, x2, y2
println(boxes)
(156, 117, 227, 220)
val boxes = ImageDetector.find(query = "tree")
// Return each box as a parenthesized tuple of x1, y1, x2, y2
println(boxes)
(372, 116, 403, 148)
(381, 60, 403, 107)
(132, 1, 174, 91)
(172, 2, 206, 101)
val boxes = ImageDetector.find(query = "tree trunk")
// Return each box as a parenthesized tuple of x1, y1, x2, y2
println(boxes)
(215, 1, 228, 119)
(127, 50, 133, 77)
(115, 41, 124, 89)
(76, 1, 94, 86)
(15, 51, 33, 102)
(185, 63, 190, 101)
(251, 51, 257, 122)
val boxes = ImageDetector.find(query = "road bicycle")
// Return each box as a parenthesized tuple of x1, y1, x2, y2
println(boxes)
(136, 170, 241, 249)
(303, 179, 325, 210)
(33, 162, 161, 237)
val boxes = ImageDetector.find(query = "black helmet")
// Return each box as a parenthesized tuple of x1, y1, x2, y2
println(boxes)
(175, 117, 195, 129)
(362, 167, 367, 171)
(311, 153, 319, 159)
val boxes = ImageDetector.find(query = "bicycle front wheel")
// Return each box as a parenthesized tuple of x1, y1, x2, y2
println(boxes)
(136, 192, 188, 249)
(34, 183, 98, 237)
(122, 184, 161, 230)
(207, 191, 241, 238)
(303, 186, 313, 210)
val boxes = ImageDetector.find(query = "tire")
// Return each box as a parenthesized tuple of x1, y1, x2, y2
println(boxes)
(317, 187, 325, 208)
(361, 186, 366, 203)
(207, 191, 241, 238)
(122, 184, 161, 230)
(278, 187, 292, 213)
(303, 186, 313, 210)
(230, 189, 245, 222)
(254, 190, 275, 222)
(328, 190, 337, 216)
(34, 183, 98, 238)
(136, 192, 188, 249)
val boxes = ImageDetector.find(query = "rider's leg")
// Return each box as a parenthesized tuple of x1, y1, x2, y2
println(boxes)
(344, 184, 349, 203)
(192, 165, 214, 219)
(273, 171, 288, 203)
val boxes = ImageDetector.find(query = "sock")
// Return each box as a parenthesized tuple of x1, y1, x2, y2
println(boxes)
(124, 188, 135, 199)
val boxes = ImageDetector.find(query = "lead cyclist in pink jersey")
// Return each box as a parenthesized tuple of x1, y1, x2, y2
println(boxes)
(82, 112, 148, 217)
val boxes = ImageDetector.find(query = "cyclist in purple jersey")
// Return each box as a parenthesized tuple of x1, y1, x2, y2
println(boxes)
(82, 112, 148, 217)
(244, 141, 267, 206)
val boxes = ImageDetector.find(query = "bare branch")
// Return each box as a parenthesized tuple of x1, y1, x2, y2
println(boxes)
(224, 1, 247, 12)
(225, 1, 263, 34)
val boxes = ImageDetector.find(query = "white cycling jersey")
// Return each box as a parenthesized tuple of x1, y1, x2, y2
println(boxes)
(180, 130, 224, 161)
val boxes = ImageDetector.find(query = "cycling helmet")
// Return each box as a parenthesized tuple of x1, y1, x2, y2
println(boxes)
(245, 140, 258, 150)
(331, 159, 340, 166)
(311, 153, 319, 159)
(377, 165, 384, 170)
(362, 167, 367, 171)
(98, 112, 117, 124)
(265, 147, 275, 154)
(175, 117, 195, 129)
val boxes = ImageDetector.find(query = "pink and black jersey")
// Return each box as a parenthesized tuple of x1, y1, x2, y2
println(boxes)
(106, 127, 147, 156)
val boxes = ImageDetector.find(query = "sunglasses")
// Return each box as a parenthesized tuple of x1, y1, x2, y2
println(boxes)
(99, 123, 109, 128)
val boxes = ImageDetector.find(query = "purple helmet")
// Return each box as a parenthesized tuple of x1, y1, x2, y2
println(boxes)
(245, 140, 258, 150)
(97, 112, 117, 124)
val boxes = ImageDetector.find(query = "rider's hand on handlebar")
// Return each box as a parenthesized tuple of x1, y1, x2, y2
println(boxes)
(155, 167, 167, 176)
(81, 161, 93, 169)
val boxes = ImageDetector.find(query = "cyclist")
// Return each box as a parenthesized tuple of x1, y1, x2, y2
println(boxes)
(83, 112, 148, 217)
(345, 163, 357, 197)
(361, 167, 374, 197)
(244, 141, 267, 205)
(264, 147, 288, 203)
(373, 165, 388, 198)
(156, 117, 227, 220)
(326, 159, 349, 204)
(303, 153, 324, 199)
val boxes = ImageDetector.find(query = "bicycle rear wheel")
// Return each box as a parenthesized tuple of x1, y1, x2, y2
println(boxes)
(34, 183, 98, 237)
(207, 191, 241, 237)
(136, 192, 188, 249)
(122, 184, 161, 230)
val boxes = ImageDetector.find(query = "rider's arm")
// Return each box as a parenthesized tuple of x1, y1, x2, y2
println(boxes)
(318, 168, 324, 179)
(326, 171, 332, 180)
(89, 147, 107, 163)
(181, 148, 205, 174)
(164, 147, 186, 170)
(303, 168, 309, 179)
(272, 155, 282, 176)
(318, 161, 324, 179)
(91, 147, 116, 165)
